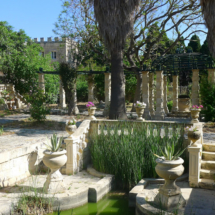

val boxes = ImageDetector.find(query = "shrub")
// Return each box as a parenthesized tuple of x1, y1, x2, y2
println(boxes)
(200, 77, 215, 121)
(77, 75, 88, 102)
(26, 90, 50, 121)
(90, 122, 185, 190)
(167, 100, 173, 112)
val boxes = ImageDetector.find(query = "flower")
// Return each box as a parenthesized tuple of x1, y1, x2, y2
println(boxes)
(134, 101, 146, 108)
(191, 105, 203, 110)
(184, 126, 198, 132)
(86, 101, 95, 108)
(66, 118, 76, 125)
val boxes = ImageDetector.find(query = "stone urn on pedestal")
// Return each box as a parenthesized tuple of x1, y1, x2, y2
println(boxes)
(134, 101, 146, 121)
(65, 119, 77, 137)
(178, 95, 190, 112)
(154, 157, 186, 209)
(190, 105, 203, 123)
(43, 134, 67, 193)
(185, 126, 201, 147)
(86, 102, 96, 120)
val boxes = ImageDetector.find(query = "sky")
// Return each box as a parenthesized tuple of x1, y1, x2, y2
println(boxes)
(0, 0, 63, 41)
(0, 0, 207, 45)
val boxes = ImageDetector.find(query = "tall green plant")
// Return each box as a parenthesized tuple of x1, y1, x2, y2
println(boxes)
(90, 123, 184, 189)
(200, 77, 215, 121)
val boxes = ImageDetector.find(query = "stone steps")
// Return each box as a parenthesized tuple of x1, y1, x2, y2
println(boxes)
(201, 160, 215, 170)
(198, 178, 215, 190)
(203, 143, 215, 152)
(200, 169, 215, 180)
(202, 151, 215, 161)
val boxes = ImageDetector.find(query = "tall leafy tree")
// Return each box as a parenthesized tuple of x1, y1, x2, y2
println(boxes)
(187, 34, 201, 53)
(200, 39, 210, 55)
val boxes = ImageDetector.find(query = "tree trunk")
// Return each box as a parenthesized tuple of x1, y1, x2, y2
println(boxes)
(131, 72, 142, 112)
(109, 49, 127, 119)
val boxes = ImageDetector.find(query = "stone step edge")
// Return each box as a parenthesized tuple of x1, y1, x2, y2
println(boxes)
(87, 165, 115, 203)
(128, 173, 188, 208)
(198, 178, 215, 190)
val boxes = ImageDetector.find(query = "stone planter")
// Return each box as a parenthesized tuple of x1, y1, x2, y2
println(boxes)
(43, 150, 67, 193)
(178, 98, 190, 112)
(88, 107, 96, 120)
(65, 124, 77, 136)
(188, 130, 201, 146)
(190, 109, 200, 123)
(135, 107, 145, 121)
(154, 157, 186, 209)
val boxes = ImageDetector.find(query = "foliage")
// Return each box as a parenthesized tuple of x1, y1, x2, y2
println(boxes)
(90, 123, 184, 189)
(200, 77, 215, 121)
(154, 142, 186, 161)
(66, 118, 76, 126)
(167, 101, 173, 112)
(25, 90, 50, 122)
(45, 133, 63, 152)
(188, 34, 201, 53)
(0, 126, 3, 136)
(76, 75, 88, 102)
(200, 39, 211, 55)
(0, 21, 53, 96)
(0, 98, 5, 105)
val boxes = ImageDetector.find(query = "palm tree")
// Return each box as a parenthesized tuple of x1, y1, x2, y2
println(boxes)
(200, 0, 215, 57)
(91, 0, 139, 119)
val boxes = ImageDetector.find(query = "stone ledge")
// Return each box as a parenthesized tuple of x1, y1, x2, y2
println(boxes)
(87, 166, 115, 202)
(129, 173, 188, 208)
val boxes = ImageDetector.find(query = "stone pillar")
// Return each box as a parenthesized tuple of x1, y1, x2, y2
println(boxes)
(188, 146, 202, 187)
(172, 75, 178, 113)
(38, 73, 45, 94)
(163, 75, 169, 114)
(59, 76, 66, 108)
(103, 73, 111, 117)
(72, 86, 79, 115)
(88, 74, 94, 102)
(142, 71, 151, 119)
(191, 69, 199, 106)
(149, 73, 155, 117)
(208, 68, 215, 84)
(154, 71, 165, 120)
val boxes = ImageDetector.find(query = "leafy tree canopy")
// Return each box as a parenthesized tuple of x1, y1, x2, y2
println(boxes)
(188, 34, 201, 53)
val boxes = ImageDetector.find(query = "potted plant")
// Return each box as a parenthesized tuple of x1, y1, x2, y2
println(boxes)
(65, 118, 77, 136)
(190, 105, 203, 123)
(86, 102, 96, 120)
(185, 126, 201, 147)
(153, 143, 186, 209)
(134, 101, 146, 121)
(43, 134, 67, 193)
(178, 95, 190, 112)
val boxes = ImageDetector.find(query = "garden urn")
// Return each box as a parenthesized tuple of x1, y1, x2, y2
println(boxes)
(135, 107, 145, 121)
(190, 109, 200, 123)
(88, 107, 96, 120)
(65, 124, 77, 136)
(43, 150, 67, 193)
(154, 157, 186, 209)
(188, 130, 201, 146)
(178, 97, 190, 112)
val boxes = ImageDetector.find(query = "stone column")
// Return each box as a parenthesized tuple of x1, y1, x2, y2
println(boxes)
(208, 68, 215, 84)
(72, 86, 79, 115)
(88, 74, 94, 102)
(163, 75, 169, 114)
(38, 73, 45, 94)
(172, 75, 178, 113)
(59, 76, 66, 108)
(142, 71, 151, 119)
(154, 71, 165, 120)
(103, 73, 111, 117)
(149, 73, 155, 117)
(188, 146, 202, 187)
(191, 69, 199, 106)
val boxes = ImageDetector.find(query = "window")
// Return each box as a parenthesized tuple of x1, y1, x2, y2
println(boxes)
(39, 52, 44, 57)
(51, 52, 57, 59)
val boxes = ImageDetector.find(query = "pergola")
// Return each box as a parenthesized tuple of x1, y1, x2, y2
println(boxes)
(141, 53, 215, 120)
(37, 52, 215, 119)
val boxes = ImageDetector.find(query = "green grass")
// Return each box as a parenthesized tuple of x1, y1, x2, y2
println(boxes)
(90, 122, 185, 190)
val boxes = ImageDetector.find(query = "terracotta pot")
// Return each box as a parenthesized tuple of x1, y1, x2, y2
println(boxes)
(188, 130, 201, 146)
(88, 107, 96, 120)
(43, 150, 67, 193)
(178, 98, 190, 112)
(135, 107, 145, 121)
(190, 109, 200, 123)
(65, 124, 77, 136)
(155, 157, 184, 195)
